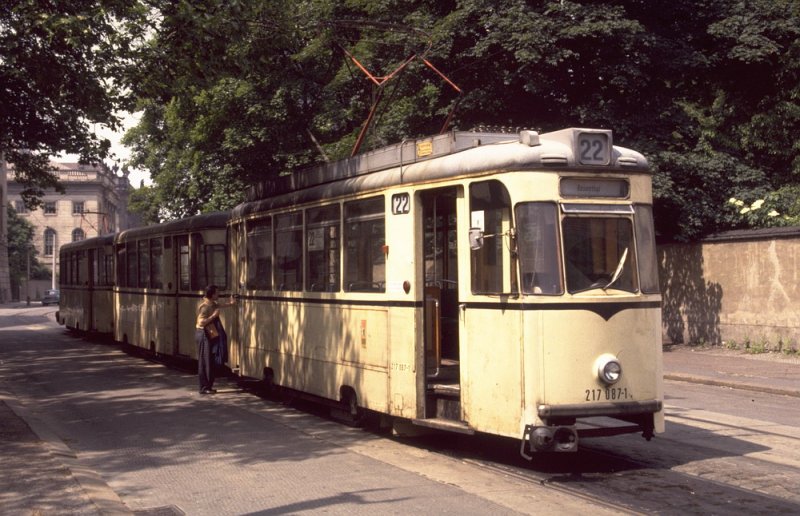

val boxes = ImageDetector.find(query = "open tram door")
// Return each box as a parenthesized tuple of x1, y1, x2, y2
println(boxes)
(418, 187, 468, 430)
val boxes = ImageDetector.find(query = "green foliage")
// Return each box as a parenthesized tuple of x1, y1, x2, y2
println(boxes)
(118, 0, 800, 240)
(1, 0, 148, 208)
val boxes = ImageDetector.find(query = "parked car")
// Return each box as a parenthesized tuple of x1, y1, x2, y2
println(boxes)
(41, 289, 60, 306)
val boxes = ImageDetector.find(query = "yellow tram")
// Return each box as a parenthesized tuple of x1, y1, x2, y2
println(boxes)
(59, 127, 663, 456)
(230, 127, 664, 456)
(112, 212, 230, 357)
(57, 233, 115, 334)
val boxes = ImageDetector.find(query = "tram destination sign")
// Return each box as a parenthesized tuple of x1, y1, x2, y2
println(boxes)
(560, 178, 629, 199)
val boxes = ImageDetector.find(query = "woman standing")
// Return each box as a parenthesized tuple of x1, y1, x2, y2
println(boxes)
(196, 285, 235, 394)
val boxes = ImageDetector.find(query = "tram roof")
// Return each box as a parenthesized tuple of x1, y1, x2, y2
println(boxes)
(59, 233, 115, 253)
(116, 211, 230, 242)
(244, 128, 649, 204)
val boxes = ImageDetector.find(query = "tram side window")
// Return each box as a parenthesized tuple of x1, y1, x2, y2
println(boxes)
(634, 205, 660, 294)
(275, 212, 303, 291)
(104, 249, 114, 286)
(75, 251, 83, 286)
(470, 181, 513, 295)
(200, 244, 227, 289)
(60, 254, 68, 286)
(306, 205, 340, 292)
(126, 241, 138, 288)
(138, 240, 149, 288)
(116, 244, 126, 287)
(150, 238, 163, 289)
(92, 249, 100, 287)
(177, 235, 190, 291)
(515, 203, 563, 295)
(344, 197, 385, 292)
(246, 217, 272, 290)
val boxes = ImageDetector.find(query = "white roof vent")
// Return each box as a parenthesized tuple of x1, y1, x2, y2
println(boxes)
(519, 130, 540, 147)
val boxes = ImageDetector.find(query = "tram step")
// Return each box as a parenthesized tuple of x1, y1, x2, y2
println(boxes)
(411, 417, 475, 435)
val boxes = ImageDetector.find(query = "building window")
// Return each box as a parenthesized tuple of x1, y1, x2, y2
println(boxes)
(73, 201, 85, 215)
(72, 228, 85, 242)
(44, 229, 56, 256)
(44, 201, 57, 215)
(14, 200, 27, 214)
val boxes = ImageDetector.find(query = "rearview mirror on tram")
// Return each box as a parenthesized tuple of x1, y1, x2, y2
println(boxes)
(469, 228, 484, 250)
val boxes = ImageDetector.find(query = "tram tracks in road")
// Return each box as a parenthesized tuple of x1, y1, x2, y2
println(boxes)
(174, 371, 800, 514)
(337, 412, 800, 514)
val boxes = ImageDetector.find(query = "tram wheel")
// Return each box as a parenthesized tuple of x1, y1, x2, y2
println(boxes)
(261, 367, 278, 397)
(339, 387, 365, 427)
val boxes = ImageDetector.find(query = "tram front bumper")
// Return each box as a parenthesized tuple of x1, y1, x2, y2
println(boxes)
(537, 399, 662, 419)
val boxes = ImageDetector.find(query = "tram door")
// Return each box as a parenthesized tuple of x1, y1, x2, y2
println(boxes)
(421, 187, 463, 421)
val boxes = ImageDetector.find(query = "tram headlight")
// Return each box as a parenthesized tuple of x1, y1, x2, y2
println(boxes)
(595, 354, 622, 385)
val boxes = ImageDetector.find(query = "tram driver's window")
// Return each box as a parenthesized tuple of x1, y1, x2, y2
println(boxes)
(515, 203, 562, 295)
(469, 181, 512, 295)
(344, 197, 385, 293)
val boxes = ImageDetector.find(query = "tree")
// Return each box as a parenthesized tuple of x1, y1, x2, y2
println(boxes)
(127, 181, 164, 226)
(0, 0, 147, 208)
(6, 205, 48, 299)
(122, 0, 800, 241)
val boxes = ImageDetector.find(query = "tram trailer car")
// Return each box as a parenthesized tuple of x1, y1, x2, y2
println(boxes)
(58, 234, 115, 334)
(113, 212, 231, 358)
(231, 127, 664, 457)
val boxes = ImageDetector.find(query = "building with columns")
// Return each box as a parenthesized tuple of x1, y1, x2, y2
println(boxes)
(3, 161, 139, 297)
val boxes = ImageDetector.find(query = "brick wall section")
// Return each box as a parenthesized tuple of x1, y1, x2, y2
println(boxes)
(660, 226, 800, 350)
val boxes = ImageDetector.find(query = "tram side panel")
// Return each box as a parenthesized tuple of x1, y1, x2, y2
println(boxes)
(458, 307, 525, 438)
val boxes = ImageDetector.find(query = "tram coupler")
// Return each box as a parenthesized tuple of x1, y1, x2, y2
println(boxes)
(520, 424, 579, 459)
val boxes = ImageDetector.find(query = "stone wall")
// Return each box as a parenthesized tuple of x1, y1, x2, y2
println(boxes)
(659, 226, 800, 350)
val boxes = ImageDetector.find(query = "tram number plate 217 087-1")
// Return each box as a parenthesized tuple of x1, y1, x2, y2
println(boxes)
(585, 387, 631, 402)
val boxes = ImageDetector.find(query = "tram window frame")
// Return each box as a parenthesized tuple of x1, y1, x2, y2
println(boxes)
(59, 253, 67, 285)
(150, 238, 163, 289)
(515, 202, 563, 295)
(562, 216, 637, 294)
(275, 211, 304, 291)
(191, 234, 205, 291)
(126, 241, 138, 288)
(469, 180, 514, 295)
(116, 243, 126, 287)
(246, 217, 273, 291)
(306, 205, 341, 292)
(138, 240, 150, 288)
(177, 235, 190, 291)
(75, 251, 84, 286)
(344, 197, 386, 293)
(634, 204, 660, 294)
(202, 244, 228, 290)
(104, 249, 114, 287)
(92, 248, 99, 287)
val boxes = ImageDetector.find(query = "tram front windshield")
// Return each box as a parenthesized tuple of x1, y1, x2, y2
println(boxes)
(562, 217, 635, 293)
(516, 203, 657, 295)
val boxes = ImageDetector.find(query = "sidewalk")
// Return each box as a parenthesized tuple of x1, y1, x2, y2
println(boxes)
(662, 344, 800, 398)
